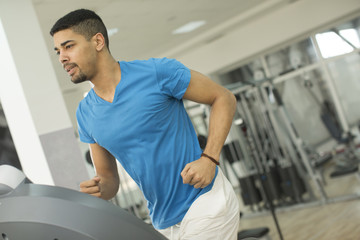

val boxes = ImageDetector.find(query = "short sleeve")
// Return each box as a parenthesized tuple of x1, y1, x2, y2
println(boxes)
(76, 103, 96, 144)
(153, 58, 191, 100)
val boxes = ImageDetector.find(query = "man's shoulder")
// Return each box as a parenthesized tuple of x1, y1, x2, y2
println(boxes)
(76, 90, 93, 114)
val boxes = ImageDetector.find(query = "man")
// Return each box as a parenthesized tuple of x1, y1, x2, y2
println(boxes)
(50, 9, 239, 240)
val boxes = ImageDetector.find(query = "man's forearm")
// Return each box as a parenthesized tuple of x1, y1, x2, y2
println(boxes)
(98, 175, 120, 200)
(203, 90, 236, 161)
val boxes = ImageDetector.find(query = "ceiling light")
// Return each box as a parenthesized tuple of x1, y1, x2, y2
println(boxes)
(172, 21, 206, 34)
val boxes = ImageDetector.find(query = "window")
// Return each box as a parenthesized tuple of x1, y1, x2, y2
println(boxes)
(315, 29, 360, 58)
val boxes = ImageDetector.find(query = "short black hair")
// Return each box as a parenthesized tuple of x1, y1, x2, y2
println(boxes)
(50, 9, 109, 50)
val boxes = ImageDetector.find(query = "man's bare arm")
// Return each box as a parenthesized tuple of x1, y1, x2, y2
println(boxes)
(181, 70, 236, 188)
(80, 143, 120, 200)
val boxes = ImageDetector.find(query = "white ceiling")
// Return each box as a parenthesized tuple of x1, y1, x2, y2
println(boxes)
(34, 0, 267, 60)
(32, 0, 293, 94)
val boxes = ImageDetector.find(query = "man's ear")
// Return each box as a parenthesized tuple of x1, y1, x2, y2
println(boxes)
(93, 33, 105, 51)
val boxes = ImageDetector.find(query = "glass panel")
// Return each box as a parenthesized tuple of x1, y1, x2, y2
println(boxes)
(339, 29, 360, 47)
(315, 16, 360, 58)
(335, 15, 360, 41)
(315, 31, 355, 58)
(265, 38, 318, 78)
(274, 69, 332, 147)
(327, 53, 360, 126)
(219, 58, 265, 88)
(316, 32, 353, 58)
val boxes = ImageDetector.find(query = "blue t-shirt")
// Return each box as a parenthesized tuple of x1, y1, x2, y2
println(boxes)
(76, 58, 218, 229)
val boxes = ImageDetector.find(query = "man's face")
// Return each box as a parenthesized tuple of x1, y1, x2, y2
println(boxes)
(53, 29, 96, 84)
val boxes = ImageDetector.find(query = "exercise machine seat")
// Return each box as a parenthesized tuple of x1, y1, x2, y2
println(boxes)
(238, 227, 270, 239)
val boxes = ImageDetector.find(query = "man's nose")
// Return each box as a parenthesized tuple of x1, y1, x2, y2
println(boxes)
(59, 51, 69, 64)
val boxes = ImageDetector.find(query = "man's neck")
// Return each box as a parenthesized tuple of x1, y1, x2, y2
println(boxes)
(91, 56, 121, 103)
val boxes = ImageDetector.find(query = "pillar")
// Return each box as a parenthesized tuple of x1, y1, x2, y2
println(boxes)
(0, 0, 89, 190)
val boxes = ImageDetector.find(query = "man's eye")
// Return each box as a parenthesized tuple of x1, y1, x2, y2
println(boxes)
(66, 44, 73, 49)
(55, 51, 60, 55)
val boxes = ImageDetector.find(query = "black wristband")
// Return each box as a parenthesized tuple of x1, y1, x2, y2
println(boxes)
(201, 153, 219, 165)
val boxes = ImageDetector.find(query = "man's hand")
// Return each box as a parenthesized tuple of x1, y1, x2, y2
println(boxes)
(181, 157, 216, 188)
(80, 176, 101, 198)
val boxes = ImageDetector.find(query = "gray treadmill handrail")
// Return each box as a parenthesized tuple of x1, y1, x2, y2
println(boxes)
(0, 183, 166, 240)
(0, 164, 26, 194)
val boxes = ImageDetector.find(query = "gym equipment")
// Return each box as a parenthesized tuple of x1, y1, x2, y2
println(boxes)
(258, 86, 313, 203)
(239, 119, 283, 240)
(0, 165, 166, 240)
(236, 212, 271, 240)
(236, 89, 308, 205)
(223, 141, 262, 210)
(270, 86, 328, 201)
(233, 93, 284, 240)
(238, 227, 271, 240)
(302, 76, 360, 178)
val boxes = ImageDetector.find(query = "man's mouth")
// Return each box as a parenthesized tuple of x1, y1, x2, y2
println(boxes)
(64, 64, 77, 76)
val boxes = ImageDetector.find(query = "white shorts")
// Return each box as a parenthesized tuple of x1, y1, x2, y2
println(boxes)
(158, 168, 240, 240)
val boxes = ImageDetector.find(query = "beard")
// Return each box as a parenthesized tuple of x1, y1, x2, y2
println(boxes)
(66, 63, 88, 84)
(71, 70, 88, 84)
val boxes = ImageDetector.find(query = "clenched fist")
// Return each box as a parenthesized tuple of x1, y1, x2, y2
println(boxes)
(80, 176, 101, 198)
(181, 157, 216, 189)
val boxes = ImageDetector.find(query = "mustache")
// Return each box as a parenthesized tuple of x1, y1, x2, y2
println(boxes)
(63, 63, 78, 70)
